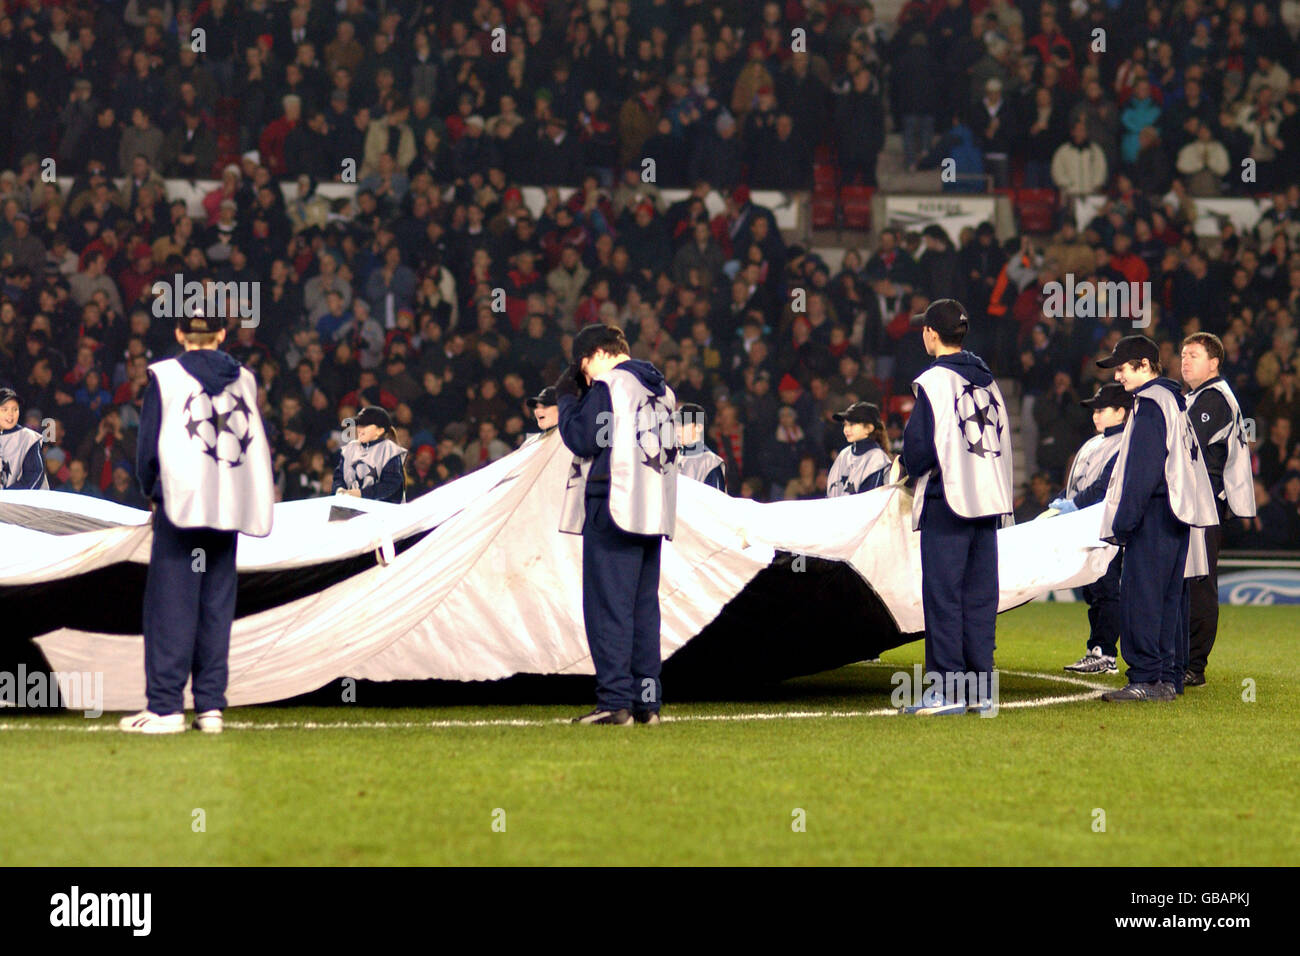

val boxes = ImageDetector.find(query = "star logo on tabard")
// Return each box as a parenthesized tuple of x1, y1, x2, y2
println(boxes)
(954, 383, 1003, 458)
(566, 457, 585, 489)
(634, 396, 679, 474)
(353, 460, 378, 488)
(181, 389, 254, 467)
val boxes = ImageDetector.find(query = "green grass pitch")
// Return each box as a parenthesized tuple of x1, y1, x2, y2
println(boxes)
(2, 603, 1295, 866)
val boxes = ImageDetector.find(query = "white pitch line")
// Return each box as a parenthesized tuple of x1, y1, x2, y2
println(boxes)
(0, 669, 1113, 732)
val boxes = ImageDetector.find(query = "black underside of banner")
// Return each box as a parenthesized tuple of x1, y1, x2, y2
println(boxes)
(0, 530, 433, 643)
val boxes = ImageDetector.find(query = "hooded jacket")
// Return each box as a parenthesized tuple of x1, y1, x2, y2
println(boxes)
(557, 358, 667, 492)
(903, 350, 1013, 527)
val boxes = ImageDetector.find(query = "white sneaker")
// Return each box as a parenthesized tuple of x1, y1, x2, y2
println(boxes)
(119, 711, 186, 734)
(1064, 647, 1119, 674)
(193, 710, 224, 734)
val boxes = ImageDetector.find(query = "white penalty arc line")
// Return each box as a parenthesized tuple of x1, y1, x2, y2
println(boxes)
(0, 669, 1113, 731)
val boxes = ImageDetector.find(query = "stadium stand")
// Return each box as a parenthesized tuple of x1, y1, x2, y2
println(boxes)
(0, 0, 1297, 549)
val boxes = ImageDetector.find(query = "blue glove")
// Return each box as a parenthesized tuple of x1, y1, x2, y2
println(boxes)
(1049, 498, 1078, 514)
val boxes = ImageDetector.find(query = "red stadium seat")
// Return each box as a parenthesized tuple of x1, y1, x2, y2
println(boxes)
(814, 162, 837, 190)
(812, 197, 837, 229)
(1014, 188, 1059, 234)
(840, 185, 874, 230)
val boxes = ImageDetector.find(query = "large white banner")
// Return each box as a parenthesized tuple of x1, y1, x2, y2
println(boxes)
(9, 433, 1114, 710)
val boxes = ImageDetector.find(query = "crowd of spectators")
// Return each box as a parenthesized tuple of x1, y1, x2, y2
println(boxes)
(0, 0, 1298, 548)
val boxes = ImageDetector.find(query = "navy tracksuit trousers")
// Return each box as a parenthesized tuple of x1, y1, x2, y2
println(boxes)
(919, 495, 999, 688)
(1187, 520, 1223, 676)
(1082, 550, 1123, 657)
(581, 493, 663, 713)
(142, 509, 239, 715)
(1117, 495, 1189, 688)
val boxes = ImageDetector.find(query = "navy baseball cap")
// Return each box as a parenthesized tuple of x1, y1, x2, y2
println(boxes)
(1096, 334, 1159, 369)
(1080, 383, 1134, 410)
(832, 400, 880, 424)
(910, 298, 970, 332)
(355, 406, 392, 430)
(525, 386, 557, 409)
(177, 308, 221, 334)
(676, 402, 707, 426)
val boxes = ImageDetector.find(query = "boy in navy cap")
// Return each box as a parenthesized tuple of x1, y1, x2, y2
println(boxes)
(1095, 335, 1217, 702)
(827, 401, 892, 496)
(674, 402, 726, 491)
(122, 308, 274, 734)
(901, 299, 1014, 715)
(1050, 383, 1133, 675)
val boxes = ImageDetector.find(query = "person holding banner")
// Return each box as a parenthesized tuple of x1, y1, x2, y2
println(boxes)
(1095, 335, 1218, 702)
(0, 388, 49, 491)
(1051, 383, 1133, 675)
(556, 325, 679, 726)
(122, 308, 274, 734)
(901, 299, 1014, 715)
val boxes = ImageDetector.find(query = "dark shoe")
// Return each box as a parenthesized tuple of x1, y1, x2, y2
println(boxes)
(1183, 670, 1206, 687)
(1155, 682, 1179, 701)
(1101, 682, 1166, 702)
(633, 710, 661, 725)
(572, 708, 633, 725)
